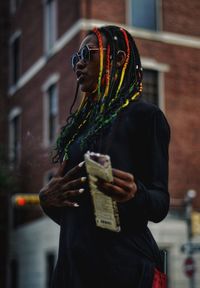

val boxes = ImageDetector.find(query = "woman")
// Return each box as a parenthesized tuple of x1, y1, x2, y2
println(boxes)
(39, 25, 170, 288)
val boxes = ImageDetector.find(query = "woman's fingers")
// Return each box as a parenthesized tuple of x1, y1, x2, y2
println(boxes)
(63, 201, 79, 208)
(97, 172, 137, 202)
(112, 168, 134, 182)
(112, 176, 135, 192)
(63, 161, 85, 182)
(97, 182, 130, 202)
(61, 177, 87, 191)
(98, 181, 126, 198)
(53, 200, 79, 208)
(98, 176, 136, 194)
(62, 189, 85, 198)
(39, 174, 86, 208)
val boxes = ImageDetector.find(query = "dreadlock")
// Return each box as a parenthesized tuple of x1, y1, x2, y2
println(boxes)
(52, 25, 143, 163)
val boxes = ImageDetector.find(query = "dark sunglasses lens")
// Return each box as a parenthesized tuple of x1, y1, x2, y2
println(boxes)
(81, 46, 90, 62)
(71, 54, 79, 69)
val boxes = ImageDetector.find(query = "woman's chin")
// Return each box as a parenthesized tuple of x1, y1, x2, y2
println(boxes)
(79, 83, 97, 94)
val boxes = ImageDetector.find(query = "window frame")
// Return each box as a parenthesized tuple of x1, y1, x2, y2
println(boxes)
(9, 31, 22, 88)
(42, 73, 59, 147)
(43, 0, 57, 55)
(141, 57, 170, 111)
(126, 0, 163, 31)
(143, 66, 165, 110)
(8, 107, 22, 167)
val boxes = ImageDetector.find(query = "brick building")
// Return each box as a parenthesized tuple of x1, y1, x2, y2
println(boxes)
(0, 0, 200, 287)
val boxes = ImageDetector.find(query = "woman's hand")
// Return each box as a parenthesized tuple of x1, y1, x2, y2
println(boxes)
(39, 162, 86, 208)
(97, 168, 137, 202)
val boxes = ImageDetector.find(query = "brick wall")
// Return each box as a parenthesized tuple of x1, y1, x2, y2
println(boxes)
(91, 0, 126, 24)
(163, 0, 200, 37)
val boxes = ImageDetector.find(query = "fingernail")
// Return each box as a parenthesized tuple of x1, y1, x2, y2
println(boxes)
(81, 177, 87, 182)
(79, 188, 84, 193)
(74, 203, 79, 207)
(78, 161, 85, 168)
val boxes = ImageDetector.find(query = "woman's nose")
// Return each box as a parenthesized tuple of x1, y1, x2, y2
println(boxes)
(75, 58, 86, 70)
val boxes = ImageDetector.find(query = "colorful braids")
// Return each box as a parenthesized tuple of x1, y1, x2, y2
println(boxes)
(104, 44, 111, 97)
(53, 25, 143, 163)
(115, 28, 131, 97)
(93, 28, 104, 99)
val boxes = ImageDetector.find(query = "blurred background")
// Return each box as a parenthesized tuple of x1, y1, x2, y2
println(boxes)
(0, 0, 200, 287)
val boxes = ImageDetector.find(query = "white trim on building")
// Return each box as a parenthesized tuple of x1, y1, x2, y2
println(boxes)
(8, 18, 200, 96)
(141, 57, 170, 73)
(85, 19, 200, 48)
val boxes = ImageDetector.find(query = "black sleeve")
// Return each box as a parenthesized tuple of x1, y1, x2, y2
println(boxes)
(119, 108, 170, 225)
(40, 204, 63, 225)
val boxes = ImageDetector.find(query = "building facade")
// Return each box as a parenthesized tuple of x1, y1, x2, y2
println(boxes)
(0, 0, 200, 287)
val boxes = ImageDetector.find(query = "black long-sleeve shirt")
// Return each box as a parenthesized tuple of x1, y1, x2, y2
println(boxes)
(41, 99, 170, 288)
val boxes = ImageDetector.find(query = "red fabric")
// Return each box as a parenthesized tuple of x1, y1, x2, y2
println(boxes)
(152, 268, 167, 288)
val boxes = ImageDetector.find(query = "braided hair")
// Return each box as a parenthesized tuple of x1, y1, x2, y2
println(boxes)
(53, 25, 143, 163)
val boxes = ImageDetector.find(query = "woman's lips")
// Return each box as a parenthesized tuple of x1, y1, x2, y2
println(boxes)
(76, 71, 86, 83)
(77, 74, 85, 84)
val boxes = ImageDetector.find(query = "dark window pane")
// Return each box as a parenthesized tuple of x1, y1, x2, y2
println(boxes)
(131, 0, 157, 30)
(12, 37, 20, 84)
(11, 115, 21, 164)
(48, 84, 58, 143)
(45, 0, 56, 51)
(142, 69, 158, 105)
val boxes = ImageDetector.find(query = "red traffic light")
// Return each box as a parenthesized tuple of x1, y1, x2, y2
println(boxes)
(12, 194, 40, 207)
(16, 197, 26, 206)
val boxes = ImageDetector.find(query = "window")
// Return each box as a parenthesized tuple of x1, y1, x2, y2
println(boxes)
(47, 84, 58, 143)
(44, 0, 57, 53)
(142, 69, 158, 105)
(10, 33, 21, 85)
(9, 108, 22, 167)
(129, 0, 161, 31)
(46, 252, 55, 288)
(42, 74, 59, 146)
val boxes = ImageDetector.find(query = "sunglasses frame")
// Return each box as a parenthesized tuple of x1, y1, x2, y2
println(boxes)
(71, 44, 106, 70)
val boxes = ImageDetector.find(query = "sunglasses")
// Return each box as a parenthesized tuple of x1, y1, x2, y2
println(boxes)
(71, 45, 106, 71)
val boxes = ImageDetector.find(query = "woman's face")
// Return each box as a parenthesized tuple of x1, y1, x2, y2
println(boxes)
(73, 33, 106, 93)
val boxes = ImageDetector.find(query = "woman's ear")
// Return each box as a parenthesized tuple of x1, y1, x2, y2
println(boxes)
(116, 50, 126, 68)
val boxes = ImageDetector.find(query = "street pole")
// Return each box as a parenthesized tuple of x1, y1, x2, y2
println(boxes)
(185, 189, 196, 288)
